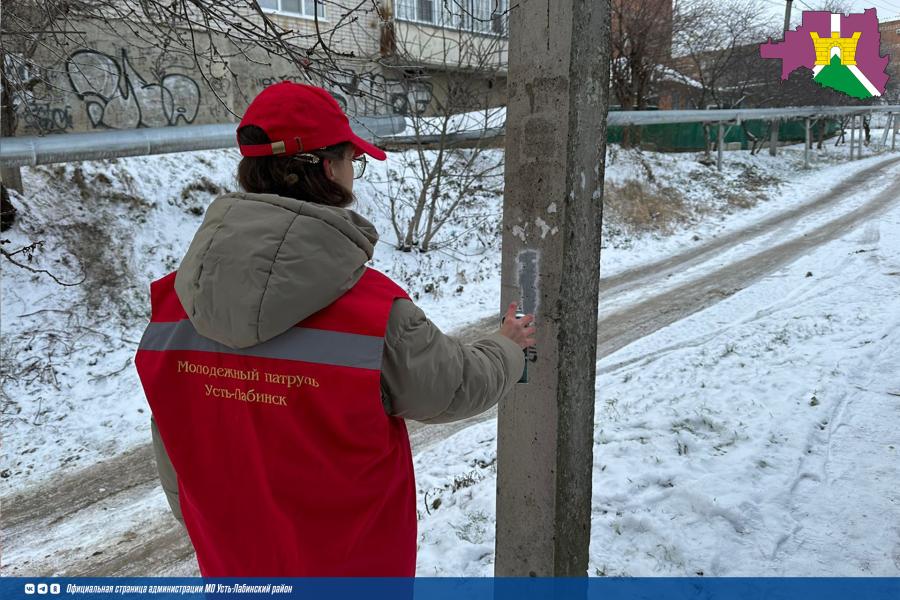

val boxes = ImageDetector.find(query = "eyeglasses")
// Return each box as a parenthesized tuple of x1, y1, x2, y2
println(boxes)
(351, 155, 367, 179)
(292, 152, 366, 179)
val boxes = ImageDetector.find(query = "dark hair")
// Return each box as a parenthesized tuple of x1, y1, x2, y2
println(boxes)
(236, 125, 355, 208)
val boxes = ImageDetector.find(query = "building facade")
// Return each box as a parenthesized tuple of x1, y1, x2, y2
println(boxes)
(877, 17, 900, 101)
(6, 0, 509, 137)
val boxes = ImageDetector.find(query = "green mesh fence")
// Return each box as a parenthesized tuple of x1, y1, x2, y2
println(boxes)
(607, 119, 842, 151)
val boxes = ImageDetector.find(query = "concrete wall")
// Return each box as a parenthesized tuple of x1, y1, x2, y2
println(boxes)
(8, 2, 503, 136)
(392, 21, 508, 71)
(10, 18, 237, 135)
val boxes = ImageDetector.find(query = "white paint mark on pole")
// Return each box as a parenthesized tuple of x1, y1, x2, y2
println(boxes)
(512, 224, 528, 242)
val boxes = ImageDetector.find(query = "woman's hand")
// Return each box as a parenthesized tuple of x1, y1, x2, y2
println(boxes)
(499, 302, 536, 349)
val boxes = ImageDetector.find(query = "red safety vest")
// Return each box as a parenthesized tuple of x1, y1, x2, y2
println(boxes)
(135, 267, 416, 576)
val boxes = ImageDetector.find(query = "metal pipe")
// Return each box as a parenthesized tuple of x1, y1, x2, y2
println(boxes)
(717, 122, 724, 172)
(850, 115, 856, 160)
(3, 106, 900, 168)
(604, 105, 899, 126)
(0, 116, 405, 168)
(380, 127, 505, 151)
(880, 112, 891, 149)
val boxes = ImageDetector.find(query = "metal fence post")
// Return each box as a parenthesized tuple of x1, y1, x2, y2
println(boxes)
(804, 117, 811, 168)
(859, 115, 865, 159)
(880, 112, 892, 149)
(717, 122, 724, 172)
(769, 120, 778, 156)
(850, 115, 856, 160)
(893, 112, 898, 151)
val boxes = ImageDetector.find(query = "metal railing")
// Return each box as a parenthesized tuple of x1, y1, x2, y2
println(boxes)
(0, 116, 406, 168)
(388, 106, 900, 170)
(1, 106, 898, 170)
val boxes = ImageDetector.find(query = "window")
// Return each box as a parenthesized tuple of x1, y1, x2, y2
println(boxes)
(396, 0, 435, 24)
(259, 0, 326, 20)
(396, 0, 508, 36)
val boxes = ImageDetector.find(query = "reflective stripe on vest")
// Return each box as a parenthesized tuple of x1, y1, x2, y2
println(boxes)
(139, 320, 385, 370)
(135, 267, 416, 577)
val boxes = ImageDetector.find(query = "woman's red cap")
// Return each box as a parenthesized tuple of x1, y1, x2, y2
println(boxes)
(237, 81, 387, 160)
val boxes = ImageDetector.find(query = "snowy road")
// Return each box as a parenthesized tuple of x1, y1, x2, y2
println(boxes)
(3, 156, 899, 576)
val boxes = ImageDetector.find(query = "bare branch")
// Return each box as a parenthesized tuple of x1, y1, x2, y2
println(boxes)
(0, 241, 87, 287)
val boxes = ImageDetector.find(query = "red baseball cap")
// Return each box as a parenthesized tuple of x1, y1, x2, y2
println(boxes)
(237, 81, 387, 160)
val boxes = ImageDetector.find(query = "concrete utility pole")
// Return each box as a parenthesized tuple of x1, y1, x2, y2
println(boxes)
(495, 0, 611, 577)
(784, 0, 793, 33)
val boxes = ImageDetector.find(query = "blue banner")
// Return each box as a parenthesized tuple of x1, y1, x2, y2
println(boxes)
(1, 577, 898, 600)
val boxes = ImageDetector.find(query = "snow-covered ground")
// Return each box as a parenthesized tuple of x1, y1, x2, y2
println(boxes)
(2, 136, 898, 576)
(413, 163, 900, 576)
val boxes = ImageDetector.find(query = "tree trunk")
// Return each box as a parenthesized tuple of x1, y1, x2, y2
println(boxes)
(0, 56, 24, 196)
(1, 184, 18, 232)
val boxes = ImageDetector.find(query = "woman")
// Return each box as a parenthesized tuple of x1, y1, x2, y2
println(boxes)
(135, 82, 535, 577)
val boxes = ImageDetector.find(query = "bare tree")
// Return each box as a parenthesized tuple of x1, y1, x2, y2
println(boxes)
(609, 0, 674, 147)
(670, 0, 775, 110)
(609, 0, 673, 111)
(372, 0, 508, 253)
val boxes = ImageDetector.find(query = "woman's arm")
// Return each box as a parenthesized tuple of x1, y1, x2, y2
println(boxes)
(380, 299, 526, 424)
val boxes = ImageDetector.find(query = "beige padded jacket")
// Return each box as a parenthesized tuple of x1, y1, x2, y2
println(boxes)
(151, 192, 524, 524)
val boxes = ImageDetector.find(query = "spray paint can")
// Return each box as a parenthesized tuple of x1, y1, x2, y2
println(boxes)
(516, 311, 529, 384)
(502, 310, 530, 384)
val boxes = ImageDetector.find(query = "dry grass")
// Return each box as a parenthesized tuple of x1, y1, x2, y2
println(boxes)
(603, 179, 689, 234)
(721, 165, 778, 211)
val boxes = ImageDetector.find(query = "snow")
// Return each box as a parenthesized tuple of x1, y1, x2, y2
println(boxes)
(413, 160, 900, 576)
(1, 132, 898, 576)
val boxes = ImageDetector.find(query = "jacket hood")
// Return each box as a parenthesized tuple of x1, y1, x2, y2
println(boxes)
(174, 192, 378, 349)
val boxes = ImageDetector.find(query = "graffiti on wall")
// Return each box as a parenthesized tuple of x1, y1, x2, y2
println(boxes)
(256, 70, 433, 116)
(332, 70, 433, 116)
(8, 45, 435, 134)
(65, 49, 201, 129)
(23, 102, 74, 133)
(3, 54, 72, 133)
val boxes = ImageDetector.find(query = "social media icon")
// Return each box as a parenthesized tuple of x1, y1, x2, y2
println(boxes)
(37, 583, 48, 594)
(50, 584, 61, 595)
(24, 584, 35, 595)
